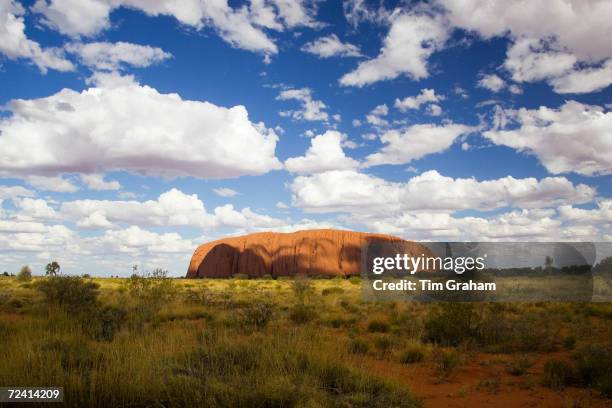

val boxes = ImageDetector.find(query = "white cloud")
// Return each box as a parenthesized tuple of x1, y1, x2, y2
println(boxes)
(364, 123, 473, 167)
(355, 208, 599, 241)
(559, 200, 612, 225)
(267, 0, 320, 29)
(59, 188, 288, 232)
(277, 88, 329, 121)
(0, 0, 74, 72)
(0, 80, 282, 180)
(32, 0, 278, 54)
(440, 0, 612, 94)
(301, 34, 362, 58)
(426, 104, 442, 116)
(550, 59, 612, 94)
(65, 41, 171, 71)
(276, 201, 289, 209)
(284, 131, 359, 175)
(484, 101, 612, 176)
(0, 185, 35, 200)
(290, 169, 595, 214)
(33, 0, 321, 56)
(26, 176, 79, 193)
(80, 174, 120, 191)
(14, 197, 57, 220)
(477, 73, 505, 92)
(365, 104, 389, 126)
(340, 13, 448, 87)
(394, 88, 443, 111)
(213, 187, 239, 197)
(343, 0, 390, 28)
(91, 225, 193, 254)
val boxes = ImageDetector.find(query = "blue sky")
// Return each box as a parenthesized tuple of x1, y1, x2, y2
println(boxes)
(1, 0, 611, 276)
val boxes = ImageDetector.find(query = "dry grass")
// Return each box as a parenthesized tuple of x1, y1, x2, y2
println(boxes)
(0, 275, 611, 406)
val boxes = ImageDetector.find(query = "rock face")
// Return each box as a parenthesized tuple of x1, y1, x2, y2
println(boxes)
(186, 229, 428, 278)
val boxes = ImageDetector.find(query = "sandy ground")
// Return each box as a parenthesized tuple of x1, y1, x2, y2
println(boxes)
(367, 352, 611, 408)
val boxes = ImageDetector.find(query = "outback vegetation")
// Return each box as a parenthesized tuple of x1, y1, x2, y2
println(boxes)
(0, 272, 611, 407)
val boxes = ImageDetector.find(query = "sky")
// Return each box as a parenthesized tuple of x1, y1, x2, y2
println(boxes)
(0, 0, 611, 276)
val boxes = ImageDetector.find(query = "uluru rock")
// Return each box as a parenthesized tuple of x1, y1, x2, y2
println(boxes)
(186, 229, 429, 278)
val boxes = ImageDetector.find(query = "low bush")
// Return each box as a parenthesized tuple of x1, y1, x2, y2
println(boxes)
(348, 338, 370, 355)
(423, 303, 480, 346)
(240, 301, 274, 329)
(321, 286, 344, 296)
(374, 335, 394, 355)
(367, 319, 390, 333)
(542, 359, 575, 390)
(433, 348, 462, 380)
(399, 342, 427, 364)
(289, 304, 318, 324)
(506, 356, 533, 376)
(574, 345, 612, 397)
(16, 265, 32, 282)
(37, 275, 99, 314)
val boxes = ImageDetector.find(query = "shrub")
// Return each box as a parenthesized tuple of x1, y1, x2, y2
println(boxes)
(16, 265, 32, 282)
(374, 335, 394, 355)
(289, 304, 317, 324)
(240, 301, 274, 329)
(506, 356, 533, 376)
(37, 275, 99, 314)
(321, 286, 344, 296)
(88, 304, 127, 341)
(433, 348, 462, 379)
(400, 343, 427, 364)
(423, 303, 480, 346)
(574, 345, 612, 396)
(292, 274, 313, 303)
(348, 276, 361, 285)
(348, 338, 370, 355)
(542, 359, 575, 390)
(478, 377, 500, 394)
(126, 268, 176, 321)
(367, 319, 390, 333)
(563, 335, 577, 350)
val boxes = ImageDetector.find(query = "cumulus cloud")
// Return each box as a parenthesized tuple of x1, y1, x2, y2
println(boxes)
(79, 174, 120, 191)
(484, 101, 612, 176)
(25, 176, 79, 193)
(440, 0, 612, 94)
(0, 0, 74, 72)
(59, 188, 290, 232)
(0, 80, 282, 180)
(301, 34, 362, 58)
(394, 88, 443, 111)
(277, 88, 329, 122)
(91, 226, 194, 254)
(559, 200, 612, 225)
(0, 185, 35, 200)
(364, 123, 473, 167)
(213, 187, 239, 197)
(340, 13, 448, 87)
(65, 41, 171, 71)
(32, 0, 321, 56)
(354, 208, 601, 241)
(477, 73, 506, 92)
(290, 169, 595, 214)
(365, 104, 389, 126)
(284, 131, 359, 175)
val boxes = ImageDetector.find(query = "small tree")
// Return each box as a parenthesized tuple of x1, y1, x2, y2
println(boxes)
(45, 261, 61, 276)
(544, 256, 554, 272)
(17, 265, 32, 282)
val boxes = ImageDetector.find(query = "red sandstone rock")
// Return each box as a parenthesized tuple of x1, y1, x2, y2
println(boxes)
(186, 229, 429, 278)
